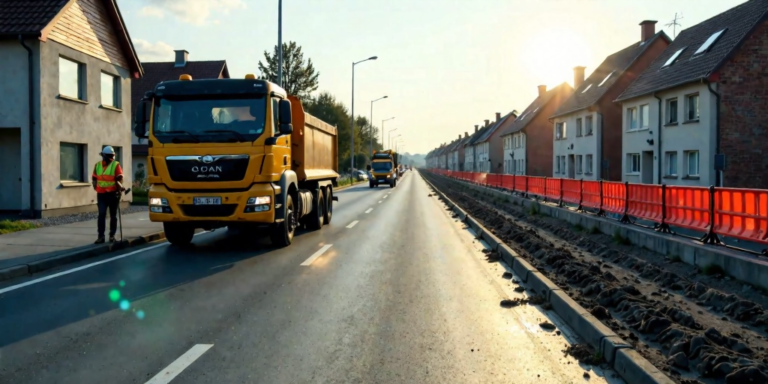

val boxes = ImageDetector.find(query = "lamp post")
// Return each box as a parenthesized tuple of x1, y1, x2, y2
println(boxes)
(277, 0, 282, 87)
(387, 127, 397, 150)
(370, 96, 387, 157)
(390, 133, 401, 150)
(350, 55, 377, 172)
(382, 117, 394, 150)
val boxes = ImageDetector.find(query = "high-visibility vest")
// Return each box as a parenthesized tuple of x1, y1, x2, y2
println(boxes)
(94, 161, 119, 193)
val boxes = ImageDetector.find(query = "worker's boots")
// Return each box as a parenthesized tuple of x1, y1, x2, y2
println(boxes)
(109, 235, 116, 242)
(95, 236, 105, 244)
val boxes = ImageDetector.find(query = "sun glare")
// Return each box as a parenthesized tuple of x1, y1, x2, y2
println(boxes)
(523, 27, 592, 87)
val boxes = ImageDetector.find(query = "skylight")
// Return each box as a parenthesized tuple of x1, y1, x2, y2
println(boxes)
(694, 29, 726, 55)
(581, 84, 593, 93)
(662, 47, 686, 68)
(598, 71, 615, 87)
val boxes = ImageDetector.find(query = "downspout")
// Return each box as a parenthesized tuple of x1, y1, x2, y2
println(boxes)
(596, 111, 605, 180)
(653, 93, 662, 185)
(705, 80, 722, 187)
(19, 35, 35, 218)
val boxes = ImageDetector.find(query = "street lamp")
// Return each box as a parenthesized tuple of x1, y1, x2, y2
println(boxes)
(370, 96, 388, 156)
(387, 127, 397, 150)
(382, 117, 394, 150)
(277, 0, 283, 87)
(350, 55, 378, 171)
(390, 133, 401, 149)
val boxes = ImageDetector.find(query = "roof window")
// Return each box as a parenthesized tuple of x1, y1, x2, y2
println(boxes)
(581, 84, 593, 93)
(598, 71, 615, 87)
(694, 29, 726, 56)
(662, 47, 686, 68)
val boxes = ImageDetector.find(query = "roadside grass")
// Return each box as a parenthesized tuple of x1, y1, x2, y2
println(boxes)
(132, 188, 148, 205)
(0, 219, 39, 235)
(338, 176, 365, 188)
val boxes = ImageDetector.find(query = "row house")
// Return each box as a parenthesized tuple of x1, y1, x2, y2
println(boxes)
(0, 0, 143, 217)
(449, 132, 471, 171)
(551, 21, 671, 182)
(616, 0, 768, 189)
(473, 112, 517, 174)
(425, 148, 437, 169)
(500, 83, 573, 176)
(463, 124, 484, 172)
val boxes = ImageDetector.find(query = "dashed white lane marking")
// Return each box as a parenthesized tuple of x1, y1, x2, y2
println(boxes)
(300, 244, 333, 266)
(346, 220, 359, 229)
(383, 195, 388, 199)
(0, 232, 210, 295)
(378, 200, 382, 204)
(365, 208, 374, 214)
(145, 344, 214, 384)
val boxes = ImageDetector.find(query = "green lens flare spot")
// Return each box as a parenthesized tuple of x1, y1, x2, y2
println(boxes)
(109, 289, 121, 302)
(119, 300, 130, 311)
(119, 280, 126, 287)
(136, 310, 145, 320)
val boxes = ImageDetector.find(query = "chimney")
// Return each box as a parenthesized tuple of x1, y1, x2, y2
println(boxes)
(174, 49, 189, 68)
(458, 134, 461, 140)
(495, 112, 501, 122)
(574, 66, 586, 89)
(484, 119, 490, 127)
(465, 132, 469, 138)
(538, 85, 547, 97)
(475, 125, 479, 133)
(640, 20, 657, 42)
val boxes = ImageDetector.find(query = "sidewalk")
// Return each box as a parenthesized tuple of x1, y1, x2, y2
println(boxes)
(0, 211, 163, 281)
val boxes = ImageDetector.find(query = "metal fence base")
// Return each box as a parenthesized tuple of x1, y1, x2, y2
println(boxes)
(701, 232, 722, 245)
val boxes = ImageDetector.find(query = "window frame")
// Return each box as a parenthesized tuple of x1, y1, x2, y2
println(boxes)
(576, 155, 583, 174)
(666, 98, 678, 124)
(59, 56, 85, 101)
(555, 122, 566, 140)
(585, 115, 593, 136)
(60, 142, 86, 182)
(665, 151, 678, 177)
(100, 71, 120, 108)
(639, 104, 650, 129)
(685, 93, 700, 122)
(626, 153, 641, 174)
(585, 154, 593, 174)
(627, 107, 639, 131)
(576, 118, 583, 137)
(685, 150, 700, 177)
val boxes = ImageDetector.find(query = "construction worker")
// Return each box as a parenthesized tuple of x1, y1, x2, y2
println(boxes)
(91, 146, 125, 243)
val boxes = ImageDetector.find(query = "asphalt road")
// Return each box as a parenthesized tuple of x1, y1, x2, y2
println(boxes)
(0, 171, 621, 384)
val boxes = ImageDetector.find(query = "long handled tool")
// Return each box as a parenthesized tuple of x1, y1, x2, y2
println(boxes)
(118, 188, 131, 243)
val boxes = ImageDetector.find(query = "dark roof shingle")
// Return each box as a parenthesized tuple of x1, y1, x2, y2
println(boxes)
(617, 0, 768, 101)
(0, 0, 69, 36)
(475, 112, 517, 143)
(499, 82, 573, 136)
(552, 31, 671, 118)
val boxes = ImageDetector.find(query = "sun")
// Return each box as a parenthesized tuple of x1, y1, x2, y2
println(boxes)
(522, 27, 592, 87)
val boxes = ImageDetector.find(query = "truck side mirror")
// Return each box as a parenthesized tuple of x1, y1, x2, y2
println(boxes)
(278, 99, 293, 134)
(134, 99, 150, 138)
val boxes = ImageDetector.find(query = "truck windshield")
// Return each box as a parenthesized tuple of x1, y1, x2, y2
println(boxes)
(371, 162, 393, 172)
(152, 96, 267, 143)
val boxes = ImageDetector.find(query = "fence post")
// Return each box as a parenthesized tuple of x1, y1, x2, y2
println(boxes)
(656, 184, 671, 233)
(524, 177, 529, 199)
(597, 180, 605, 217)
(577, 178, 584, 211)
(558, 178, 564, 207)
(701, 185, 722, 245)
(542, 177, 548, 203)
(620, 181, 630, 223)
(512, 174, 516, 194)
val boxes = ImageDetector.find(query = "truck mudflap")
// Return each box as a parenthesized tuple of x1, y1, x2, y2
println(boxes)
(332, 195, 339, 202)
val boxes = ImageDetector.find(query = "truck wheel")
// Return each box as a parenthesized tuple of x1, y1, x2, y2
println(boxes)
(163, 223, 194, 246)
(270, 194, 295, 247)
(369, 181, 374, 188)
(308, 193, 325, 230)
(324, 188, 333, 225)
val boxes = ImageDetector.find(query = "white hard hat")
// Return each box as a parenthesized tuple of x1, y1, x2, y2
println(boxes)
(101, 146, 115, 155)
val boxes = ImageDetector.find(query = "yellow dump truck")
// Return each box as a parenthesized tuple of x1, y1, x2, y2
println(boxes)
(133, 74, 339, 247)
(368, 149, 398, 188)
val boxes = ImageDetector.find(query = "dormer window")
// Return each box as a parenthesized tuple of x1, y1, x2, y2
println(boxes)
(662, 47, 686, 68)
(694, 29, 726, 56)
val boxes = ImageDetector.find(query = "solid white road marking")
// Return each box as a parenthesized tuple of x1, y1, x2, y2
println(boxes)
(383, 195, 388, 199)
(365, 208, 374, 214)
(0, 232, 209, 295)
(346, 221, 359, 229)
(300, 244, 333, 266)
(145, 344, 214, 384)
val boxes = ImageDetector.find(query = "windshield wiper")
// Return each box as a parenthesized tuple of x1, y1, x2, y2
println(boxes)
(157, 130, 201, 143)
(203, 129, 249, 142)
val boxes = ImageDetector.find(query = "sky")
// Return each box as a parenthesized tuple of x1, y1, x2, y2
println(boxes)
(117, 0, 747, 155)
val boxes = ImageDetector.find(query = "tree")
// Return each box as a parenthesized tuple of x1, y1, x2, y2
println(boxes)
(258, 41, 320, 101)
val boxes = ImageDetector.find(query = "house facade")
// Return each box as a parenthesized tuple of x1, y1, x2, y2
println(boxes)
(551, 21, 670, 182)
(500, 83, 574, 176)
(474, 112, 517, 174)
(617, 0, 768, 189)
(0, 0, 143, 217)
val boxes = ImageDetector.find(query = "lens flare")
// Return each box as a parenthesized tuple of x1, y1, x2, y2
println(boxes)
(136, 310, 145, 320)
(119, 280, 126, 287)
(119, 299, 130, 311)
(109, 289, 121, 302)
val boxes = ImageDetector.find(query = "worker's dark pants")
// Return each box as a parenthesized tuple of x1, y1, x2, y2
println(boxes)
(97, 192, 120, 237)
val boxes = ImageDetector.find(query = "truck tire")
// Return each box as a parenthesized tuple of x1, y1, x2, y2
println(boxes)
(324, 188, 333, 225)
(369, 181, 374, 188)
(307, 192, 325, 230)
(163, 223, 194, 246)
(270, 194, 295, 247)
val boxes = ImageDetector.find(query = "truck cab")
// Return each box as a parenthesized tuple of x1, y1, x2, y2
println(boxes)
(368, 150, 398, 188)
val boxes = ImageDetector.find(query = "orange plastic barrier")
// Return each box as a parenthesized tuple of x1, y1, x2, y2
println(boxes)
(714, 188, 768, 244)
(546, 178, 561, 201)
(627, 184, 663, 223)
(582, 181, 601, 210)
(562, 179, 581, 205)
(528, 177, 546, 197)
(665, 186, 711, 232)
(515, 175, 527, 193)
(487, 173, 501, 187)
(501, 175, 515, 190)
(602, 181, 626, 215)
(473, 172, 487, 185)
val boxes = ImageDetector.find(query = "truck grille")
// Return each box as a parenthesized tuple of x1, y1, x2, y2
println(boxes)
(179, 204, 238, 217)
(165, 155, 250, 182)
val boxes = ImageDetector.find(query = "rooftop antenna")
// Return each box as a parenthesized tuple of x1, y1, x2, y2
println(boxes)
(665, 12, 684, 39)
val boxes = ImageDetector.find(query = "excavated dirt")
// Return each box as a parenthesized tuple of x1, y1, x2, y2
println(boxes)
(424, 173, 768, 384)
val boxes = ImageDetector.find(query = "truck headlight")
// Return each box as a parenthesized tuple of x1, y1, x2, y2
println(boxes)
(247, 196, 271, 205)
(150, 197, 168, 206)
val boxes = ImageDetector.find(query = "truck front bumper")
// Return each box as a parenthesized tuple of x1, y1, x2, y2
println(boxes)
(370, 174, 394, 184)
(148, 183, 276, 224)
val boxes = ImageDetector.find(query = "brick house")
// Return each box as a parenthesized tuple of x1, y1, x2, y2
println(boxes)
(0, 0, 143, 217)
(551, 21, 671, 181)
(499, 83, 573, 176)
(616, 0, 768, 189)
(131, 49, 229, 182)
(448, 132, 471, 171)
(473, 112, 518, 174)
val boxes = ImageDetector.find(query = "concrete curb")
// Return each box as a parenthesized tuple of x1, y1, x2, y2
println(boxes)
(0, 231, 167, 283)
(420, 172, 674, 384)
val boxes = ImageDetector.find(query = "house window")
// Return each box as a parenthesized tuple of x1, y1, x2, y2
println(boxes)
(560, 156, 566, 174)
(585, 116, 593, 135)
(104, 145, 124, 164)
(628, 107, 638, 130)
(665, 151, 678, 176)
(576, 155, 583, 174)
(627, 153, 641, 174)
(555, 156, 560, 173)
(640, 104, 650, 129)
(555, 122, 566, 139)
(585, 154, 593, 174)
(686, 94, 699, 121)
(100, 72, 119, 108)
(685, 150, 699, 177)
(59, 57, 84, 100)
(666, 98, 678, 124)
(576, 118, 583, 137)
(60, 142, 85, 182)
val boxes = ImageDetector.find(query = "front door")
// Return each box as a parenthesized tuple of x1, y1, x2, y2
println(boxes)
(642, 151, 654, 184)
(568, 155, 575, 179)
(0, 128, 22, 211)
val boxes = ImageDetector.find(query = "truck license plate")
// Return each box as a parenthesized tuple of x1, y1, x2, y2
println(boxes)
(193, 197, 221, 205)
